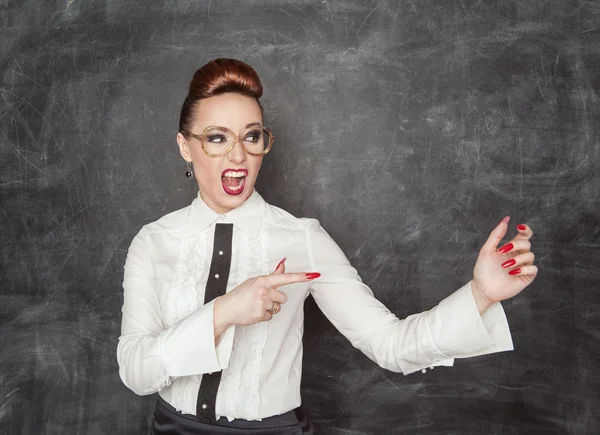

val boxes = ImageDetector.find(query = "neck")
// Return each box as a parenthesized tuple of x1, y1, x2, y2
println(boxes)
(199, 189, 254, 214)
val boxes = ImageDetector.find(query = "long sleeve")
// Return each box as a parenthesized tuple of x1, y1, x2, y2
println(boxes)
(306, 221, 514, 375)
(116, 227, 235, 396)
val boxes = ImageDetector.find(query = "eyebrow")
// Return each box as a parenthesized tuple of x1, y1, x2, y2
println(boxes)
(200, 122, 263, 133)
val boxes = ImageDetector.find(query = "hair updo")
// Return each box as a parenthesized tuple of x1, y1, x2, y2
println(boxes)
(179, 58, 264, 138)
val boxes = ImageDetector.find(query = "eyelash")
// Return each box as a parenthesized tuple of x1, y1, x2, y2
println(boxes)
(245, 132, 260, 142)
(207, 131, 261, 143)
(207, 135, 226, 143)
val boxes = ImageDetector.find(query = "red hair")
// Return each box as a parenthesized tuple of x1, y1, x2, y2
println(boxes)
(179, 58, 264, 137)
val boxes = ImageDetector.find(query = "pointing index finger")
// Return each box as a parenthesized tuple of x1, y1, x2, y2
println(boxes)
(267, 272, 321, 288)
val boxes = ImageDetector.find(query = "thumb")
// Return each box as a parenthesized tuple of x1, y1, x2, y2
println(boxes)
(481, 216, 510, 254)
(271, 257, 286, 274)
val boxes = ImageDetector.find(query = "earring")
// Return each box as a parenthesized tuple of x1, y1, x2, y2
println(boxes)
(185, 161, 193, 179)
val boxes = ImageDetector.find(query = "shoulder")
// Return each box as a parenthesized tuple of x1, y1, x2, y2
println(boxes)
(262, 201, 349, 266)
(261, 200, 339, 244)
(138, 202, 192, 237)
(263, 201, 321, 232)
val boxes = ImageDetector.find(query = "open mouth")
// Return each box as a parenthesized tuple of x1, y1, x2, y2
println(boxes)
(221, 168, 248, 196)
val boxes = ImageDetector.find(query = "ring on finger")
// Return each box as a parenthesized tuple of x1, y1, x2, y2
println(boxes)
(267, 301, 280, 315)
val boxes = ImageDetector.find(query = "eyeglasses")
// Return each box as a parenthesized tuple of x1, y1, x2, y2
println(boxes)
(189, 124, 275, 157)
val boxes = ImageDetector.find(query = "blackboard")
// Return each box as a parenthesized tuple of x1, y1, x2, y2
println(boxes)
(1, 1, 599, 434)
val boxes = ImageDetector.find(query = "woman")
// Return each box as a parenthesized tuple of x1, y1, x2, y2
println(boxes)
(117, 58, 537, 434)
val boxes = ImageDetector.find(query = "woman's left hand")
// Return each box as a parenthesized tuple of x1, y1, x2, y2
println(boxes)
(471, 216, 538, 313)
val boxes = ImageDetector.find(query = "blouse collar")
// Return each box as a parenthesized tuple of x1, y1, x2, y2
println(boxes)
(188, 188, 266, 239)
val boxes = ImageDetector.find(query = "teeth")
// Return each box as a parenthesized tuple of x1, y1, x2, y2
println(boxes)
(228, 184, 243, 191)
(224, 170, 246, 178)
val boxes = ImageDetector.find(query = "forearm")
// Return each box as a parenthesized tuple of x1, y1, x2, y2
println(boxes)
(313, 279, 513, 375)
(118, 299, 234, 397)
(470, 279, 494, 314)
(213, 295, 233, 346)
(117, 333, 172, 396)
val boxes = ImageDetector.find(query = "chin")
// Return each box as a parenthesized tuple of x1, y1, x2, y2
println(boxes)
(200, 175, 256, 212)
(218, 183, 254, 206)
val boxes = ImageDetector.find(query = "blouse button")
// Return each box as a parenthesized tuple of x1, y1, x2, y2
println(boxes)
(218, 251, 223, 256)
(215, 274, 220, 279)
(202, 403, 207, 409)
(421, 368, 427, 374)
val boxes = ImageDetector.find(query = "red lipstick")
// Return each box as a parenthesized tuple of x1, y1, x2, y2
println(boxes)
(221, 168, 248, 196)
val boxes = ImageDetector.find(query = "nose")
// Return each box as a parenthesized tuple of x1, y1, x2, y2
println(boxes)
(227, 138, 246, 164)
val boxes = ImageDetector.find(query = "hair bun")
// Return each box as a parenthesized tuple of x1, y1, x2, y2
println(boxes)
(191, 58, 263, 99)
(179, 58, 264, 136)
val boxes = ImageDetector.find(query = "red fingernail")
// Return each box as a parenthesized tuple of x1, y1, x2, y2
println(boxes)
(501, 259, 516, 268)
(498, 242, 514, 254)
(306, 272, 321, 280)
(500, 216, 510, 225)
(274, 258, 286, 271)
(508, 268, 521, 275)
(517, 224, 526, 231)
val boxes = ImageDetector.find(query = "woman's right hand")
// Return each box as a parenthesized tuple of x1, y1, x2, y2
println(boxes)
(214, 261, 320, 327)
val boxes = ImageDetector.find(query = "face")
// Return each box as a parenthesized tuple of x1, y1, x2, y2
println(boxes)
(177, 93, 265, 214)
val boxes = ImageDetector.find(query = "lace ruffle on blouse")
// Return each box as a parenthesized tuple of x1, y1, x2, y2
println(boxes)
(165, 224, 270, 419)
(167, 229, 209, 415)
(219, 225, 269, 421)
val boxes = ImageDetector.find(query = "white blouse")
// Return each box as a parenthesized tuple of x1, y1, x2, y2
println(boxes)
(117, 189, 514, 422)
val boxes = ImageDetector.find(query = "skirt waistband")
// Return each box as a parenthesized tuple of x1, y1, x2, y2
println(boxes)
(155, 394, 307, 429)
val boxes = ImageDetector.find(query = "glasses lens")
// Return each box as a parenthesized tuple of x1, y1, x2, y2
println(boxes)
(201, 126, 272, 155)
(242, 127, 271, 154)
(202, 127, 236, 155)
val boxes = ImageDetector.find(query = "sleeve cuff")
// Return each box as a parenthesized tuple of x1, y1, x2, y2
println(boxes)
(216, 325, 235, 368)
(428, 281, 514, 358)
(157, 300, 234, 377)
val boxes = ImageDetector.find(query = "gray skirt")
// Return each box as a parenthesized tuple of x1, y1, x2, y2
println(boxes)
(151, 395, 316, 435)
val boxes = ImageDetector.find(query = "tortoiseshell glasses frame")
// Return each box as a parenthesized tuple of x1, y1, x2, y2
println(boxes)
(188, 124, 275, 157)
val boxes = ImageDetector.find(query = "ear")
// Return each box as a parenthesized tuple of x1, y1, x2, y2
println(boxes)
(177, 132, 192, 162)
